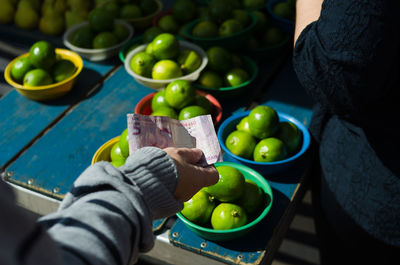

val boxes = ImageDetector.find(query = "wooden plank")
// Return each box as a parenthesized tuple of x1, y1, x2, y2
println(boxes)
(4, 66, 154, 198)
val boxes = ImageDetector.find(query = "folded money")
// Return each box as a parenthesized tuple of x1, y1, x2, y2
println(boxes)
(127, 114, 222, 166)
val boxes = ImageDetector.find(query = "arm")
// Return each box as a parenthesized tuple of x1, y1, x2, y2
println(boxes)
(294, 0, 323, 45)
(293, 0, 399, 121)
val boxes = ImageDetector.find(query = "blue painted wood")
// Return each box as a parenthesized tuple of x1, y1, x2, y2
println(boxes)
(6, 66, 154, 196)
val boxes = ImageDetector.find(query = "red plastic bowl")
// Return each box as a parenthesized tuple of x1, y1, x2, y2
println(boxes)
(134, 90, 223, 127)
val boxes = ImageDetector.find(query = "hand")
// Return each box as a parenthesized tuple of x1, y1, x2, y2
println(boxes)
(164, 147, 219, 202)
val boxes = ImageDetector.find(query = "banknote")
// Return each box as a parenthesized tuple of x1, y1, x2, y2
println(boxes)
(127, 114, 222, 166)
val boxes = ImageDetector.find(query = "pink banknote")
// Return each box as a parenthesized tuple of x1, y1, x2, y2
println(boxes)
(127, 114, 222, 166)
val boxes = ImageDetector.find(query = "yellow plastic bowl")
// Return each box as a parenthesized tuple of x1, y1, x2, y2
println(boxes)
(4, 48, 83, 101)
(122, 0, 163, 31)
(91, 136, 120, 165)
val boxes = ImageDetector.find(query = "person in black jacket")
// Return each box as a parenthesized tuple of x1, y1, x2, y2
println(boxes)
(292, 0, 400, 264)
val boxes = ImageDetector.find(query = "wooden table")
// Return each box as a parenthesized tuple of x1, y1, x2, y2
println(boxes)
(0, 8, 314, 265)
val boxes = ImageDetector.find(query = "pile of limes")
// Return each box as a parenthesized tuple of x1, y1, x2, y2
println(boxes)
(197, 46, 249, 89)
(181, 165, 267, 230)
(226, 105, 302, 162)
(109, 128, 130, 167)
(272, 0, 296, 21)
(123, 26, 164, 58)
(150, 79, 213, 120)
(97, 0, 159, 21)
(70, 8, 130, 49)
(190, 0, 255, 39)
(10, 40, 77, 87)
(129, 33, 202, 80)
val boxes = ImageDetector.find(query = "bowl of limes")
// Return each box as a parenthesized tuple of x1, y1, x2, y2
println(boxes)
(92, 128, 130, 167)
(4, 41, 83, 101)
(266, 0, 296, 33)
(217, 105, 311, 176)
(63, 10, 134, 62)
(135, 80, 223, 126)
(176, 161, 273, 242)
(124, 33, 208, 89)
(119, 0, 163, 31)
(194, 47, 259, 100)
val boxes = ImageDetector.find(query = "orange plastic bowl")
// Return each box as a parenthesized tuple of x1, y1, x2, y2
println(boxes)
(134, 90, 223, 127)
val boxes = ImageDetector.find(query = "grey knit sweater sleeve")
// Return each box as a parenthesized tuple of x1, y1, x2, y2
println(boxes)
(0, 147, 183, 265)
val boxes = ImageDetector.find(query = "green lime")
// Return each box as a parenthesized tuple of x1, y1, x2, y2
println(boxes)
(10, 57, 34, 83)
(29, 40, 56, 70)
(181, 189, 216, 225)
(211, 203, 247, 230)
(198, 70, 223, 89)
(275, 121, 301, 155)
(234, 179, 263, 214)
(173, 0, 197, 23)
(110, 142, 126, 162)
(152, 60, 182, 80)
(119, 128, 130, 158)
(143, 26, 164, 43)
(177, 49, 202, 74)
(206, 46, 232, 73)
(209, 0, 233, 23)
(52, 59, 76, 83)
(145, 42, 154, 54)
(165, 79, 195, 109)
(178, 105, 208, 120)
(262, 27, 285, 46)
(71, 26, 95, 49)
(194, 94, 213, 114)
(120, 4, 142, 19)
(232, 9, 251, 28)
(101, 1, 120, 19)
(218, 19, 243, 37)
(130, 51, 156, 78)
(151, 106, 178, 119)
(88, 8, 114, 32)
(93, 32, 119, 49)
(113, 23, 129, 41)
(248, 105, 279, 139)
(111, 159, 126, 167)
(224, 68, 249, 87)
(23, 69, 53, 86)
(192, 20, 219, 38)
(252, 10, 269, 34)
(253, 137, 287, 162)
(151, 33, 180, 60)
(205, 165, 245, 202)
(273, 2, 295, 20)
(158, 14, 179, 34)
(225, 130, 257, 159)
(236, 116, 251, 134)
(151, 89, 170, 111)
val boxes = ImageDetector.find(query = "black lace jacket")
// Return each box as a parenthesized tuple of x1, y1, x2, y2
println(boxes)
(293, 0, 400, 246)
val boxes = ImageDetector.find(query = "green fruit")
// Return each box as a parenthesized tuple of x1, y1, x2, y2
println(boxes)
(181, 189, 216, 225)
(206, 165, 245, 202)
(151, 60, 182, 80)
(206, 46, 232, 73)
(10, 57, 34, 83)
(92, 32, 119, 49)
(88, 8, 114, 32)
(110, 142, 125, 162)
(71, 26, 95, 48)
(225, 130, 257, 159)
(130, 51, 156, 78)
(178, 105, 208, 120)
(165, 79, 195, 109)
(151, 106, 178, 119)
(248, 105, 279, 139)
(119, 128, 130, 158)
(52, 59, 77, 83)
(253, 137, 287, 162)
(23, 69, 53, 86)
(151, 89, 170, 111)
(211, 203, 247, 230)
(151, 33, 180, 60)
(29, 40, 56, 70)
(177, 50, 202, 74)
(224, 68, 249, 87)
(235, 179, 263, 214)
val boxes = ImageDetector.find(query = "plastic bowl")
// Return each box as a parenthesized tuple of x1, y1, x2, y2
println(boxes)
(244, 31, 290, 61)
(122, 0, 163, 31)
(266, 0, 295, 33)
(152, 9, 173, 27)
(119, 35, 144, 63)
(217, 110, 311, 176)
(4, 48, 83, 101)
(176, 161, 273, 242)
(182, 11, 257, 50)
(63, 20, 134, 61)
(194, 55, 258, 101)
(124, 40, 208, 89)
(134, 90, 223, 127)
(91, 136, 119, 165)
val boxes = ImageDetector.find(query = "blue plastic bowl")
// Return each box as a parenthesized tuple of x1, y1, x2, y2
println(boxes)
(266, 0, 295, 33)
(217, 110, 311, 176)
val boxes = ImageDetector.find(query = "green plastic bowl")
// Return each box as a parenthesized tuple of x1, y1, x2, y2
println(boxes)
(176, 161, 273, 242)
(182, 11, 257, 50)
(194, 55, 259, 101)
(119, 35, 144, 63)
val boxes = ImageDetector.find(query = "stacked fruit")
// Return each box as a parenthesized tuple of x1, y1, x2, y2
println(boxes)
(149, 80, 213, 120)
(181, 164, 269, 230)
(10, 40, 77, 87)
(226, 105, 301, 162)
(70, 8, 131, 49)
(197, 46, 250, 89)
(96, 0, 159, 21)
(129, 33, 202, 80)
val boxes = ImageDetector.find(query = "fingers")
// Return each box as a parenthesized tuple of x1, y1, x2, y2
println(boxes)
(164, 147, 204, 165)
